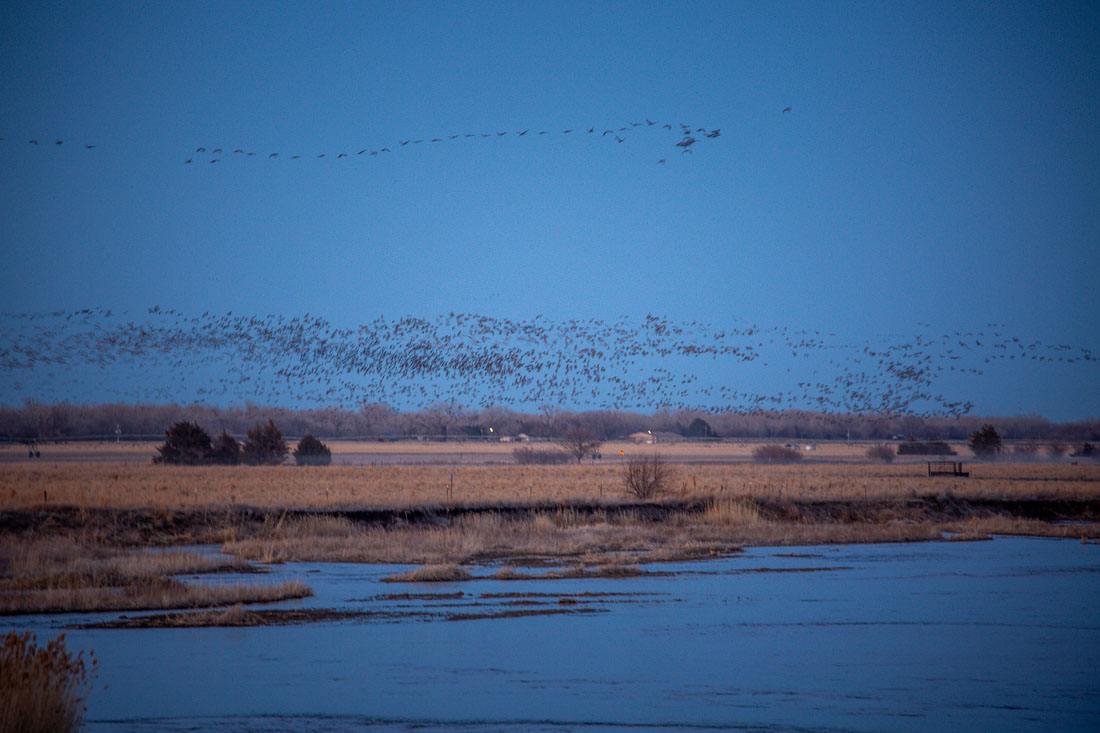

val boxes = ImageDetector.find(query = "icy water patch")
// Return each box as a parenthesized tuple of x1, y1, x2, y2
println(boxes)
(3, 537, 1098, 731)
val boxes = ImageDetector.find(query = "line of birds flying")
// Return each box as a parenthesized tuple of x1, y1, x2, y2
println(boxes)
(182, 117, 724, 166)
(5, 108, 803, 167)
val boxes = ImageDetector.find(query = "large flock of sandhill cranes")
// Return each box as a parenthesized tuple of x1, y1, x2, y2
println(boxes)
(1, 308, 1093, 418)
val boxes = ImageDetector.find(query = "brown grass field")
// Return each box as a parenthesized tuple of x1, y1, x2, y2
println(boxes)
(2, 454, 1097, 510)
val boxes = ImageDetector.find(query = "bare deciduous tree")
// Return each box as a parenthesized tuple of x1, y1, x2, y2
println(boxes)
(557, 426, 602, 464)
(622, 453, 673, 499)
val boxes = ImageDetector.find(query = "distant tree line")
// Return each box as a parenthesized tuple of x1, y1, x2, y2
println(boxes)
(1, 401, 1098, 444)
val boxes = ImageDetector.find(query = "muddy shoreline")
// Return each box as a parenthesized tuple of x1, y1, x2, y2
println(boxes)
(3, 496, 1098, 544)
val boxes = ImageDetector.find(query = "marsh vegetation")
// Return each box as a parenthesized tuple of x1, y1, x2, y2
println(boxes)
(0, 537, 309, 615)
(1, 447, 1096, 625)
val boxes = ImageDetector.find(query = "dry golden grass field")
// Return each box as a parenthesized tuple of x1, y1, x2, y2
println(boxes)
(0, 447, 1097, 511)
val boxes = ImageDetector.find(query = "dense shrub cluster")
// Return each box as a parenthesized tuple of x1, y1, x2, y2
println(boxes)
(752, 444, 803, 463)
(153, 421, 213, 465)
(155, 419, 302, 466)
(293, 434, 332, 466)
(210, 430, 241, 465)
(969, 424, 1003, 457)
(865, 443, 896, 463)
(682, 417, 718, 439)
(512, 446, 571, 465)
(241, 420, 288, 466)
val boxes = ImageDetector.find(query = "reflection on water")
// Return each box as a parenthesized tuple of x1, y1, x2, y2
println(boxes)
(4, 537, 1098, 732)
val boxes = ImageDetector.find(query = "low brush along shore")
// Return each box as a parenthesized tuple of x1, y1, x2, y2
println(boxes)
(1, 462, 1097, 619)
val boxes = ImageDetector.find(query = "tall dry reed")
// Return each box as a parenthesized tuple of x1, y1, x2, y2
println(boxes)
(0, 632, 96, 733)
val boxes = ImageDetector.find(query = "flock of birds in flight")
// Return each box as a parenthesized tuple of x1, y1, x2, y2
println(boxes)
(1, 307, 1094, 420)
(3, 114, 742, 167)
(7, 108, 1092, 419)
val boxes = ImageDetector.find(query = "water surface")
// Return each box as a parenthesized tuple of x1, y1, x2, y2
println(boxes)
(5, 536, 1098, 731)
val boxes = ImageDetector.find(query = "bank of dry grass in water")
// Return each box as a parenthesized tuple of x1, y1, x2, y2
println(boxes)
(492, 563, 649, 581)
(75, 604, 360, 629)
(4, 461, 1097, 511)
(0, 631, 95, 733)
(0, 536, 254, 592)
(939, 516, 1093, 541)
(0, 536, 310, 615)
(381, 564, 472, 583)
(223, 500, 953, 570)
(3, 578, 311, 616)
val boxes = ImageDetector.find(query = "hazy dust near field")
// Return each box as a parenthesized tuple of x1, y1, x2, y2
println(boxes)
(1, 461, 1097, 511)
(0, 439, 979, 465)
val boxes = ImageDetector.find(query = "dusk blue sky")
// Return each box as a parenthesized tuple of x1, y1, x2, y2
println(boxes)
(1, 1, 1097, 419)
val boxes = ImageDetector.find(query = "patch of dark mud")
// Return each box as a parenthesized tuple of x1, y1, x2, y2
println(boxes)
(72, 607, 376, 629)
(754, 496, 1100, 524)
(732, 566, 853, 574)
(364, 592, 466, 602)
(445, 607, 608, 622)
(493, 565, 671, 581)
(8, 496, 1099, 549)
(681, 565, 853, 576)
(477, 591, 658, 599)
